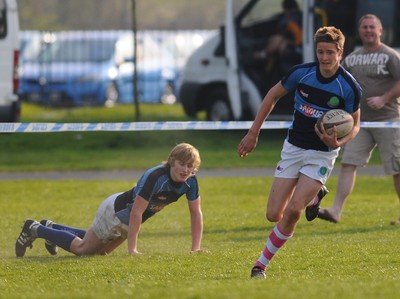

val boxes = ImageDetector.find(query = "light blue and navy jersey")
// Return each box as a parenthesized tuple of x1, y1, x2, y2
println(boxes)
(281, 62, 361, 151)
(114, 165, 199, 225)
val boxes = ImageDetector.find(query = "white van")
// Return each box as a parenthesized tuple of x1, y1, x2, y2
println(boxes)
(179, 0, 400, 121)
(0, 0, 20, 122)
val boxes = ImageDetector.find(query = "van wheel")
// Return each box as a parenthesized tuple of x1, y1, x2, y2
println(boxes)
(206, 89, 232, 121)
(105, 82, 119, 107)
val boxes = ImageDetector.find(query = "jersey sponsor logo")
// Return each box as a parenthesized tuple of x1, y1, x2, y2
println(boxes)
(149, 204, 165, 213)
(298, 103, 324, 117)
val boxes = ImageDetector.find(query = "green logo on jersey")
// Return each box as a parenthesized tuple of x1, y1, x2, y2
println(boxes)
(328, 96, 340, 108)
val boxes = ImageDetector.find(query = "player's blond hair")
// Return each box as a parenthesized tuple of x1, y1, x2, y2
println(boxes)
(164, 143, 201, 172)
(314, 26, 345, 51)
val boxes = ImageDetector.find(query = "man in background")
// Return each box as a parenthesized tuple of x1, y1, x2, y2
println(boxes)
(318, 14, 400, 225)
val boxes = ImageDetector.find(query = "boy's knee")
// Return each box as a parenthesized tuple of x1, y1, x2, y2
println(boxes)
(266, 210, 282, 222)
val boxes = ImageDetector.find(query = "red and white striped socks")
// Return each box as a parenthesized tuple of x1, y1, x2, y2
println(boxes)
(254, 223, 293, 270)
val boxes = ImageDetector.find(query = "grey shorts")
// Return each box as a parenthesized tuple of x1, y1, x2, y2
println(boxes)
(91, 192, 129, 243)
(274, 140, 340, 185)
(341, 127, 400, 175)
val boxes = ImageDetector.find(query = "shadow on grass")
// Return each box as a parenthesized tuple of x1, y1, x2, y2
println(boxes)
(299, 222, 399, 236)
(141, 225, 270, 242)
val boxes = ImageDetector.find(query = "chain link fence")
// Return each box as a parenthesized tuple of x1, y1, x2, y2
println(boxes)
(18, 29, 216, 107)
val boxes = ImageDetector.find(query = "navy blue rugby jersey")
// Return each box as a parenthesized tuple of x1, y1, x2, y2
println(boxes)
(114, 165, 200, 225)
(281, 62, 361, 151)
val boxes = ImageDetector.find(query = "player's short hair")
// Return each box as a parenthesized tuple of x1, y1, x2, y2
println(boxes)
(165, 143, 201, 172)
(314, 26, 345, 51)
(358, 14, 382, 29)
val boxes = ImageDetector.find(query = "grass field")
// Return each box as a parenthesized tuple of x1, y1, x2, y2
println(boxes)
(0, 103, 381, 172)
(1, 176, 400, 299)
(1, 103, 394, 298)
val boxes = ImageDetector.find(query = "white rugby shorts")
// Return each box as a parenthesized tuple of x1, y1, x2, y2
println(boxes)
(274, 139, 340, 184)
(91, 192, 129, 243)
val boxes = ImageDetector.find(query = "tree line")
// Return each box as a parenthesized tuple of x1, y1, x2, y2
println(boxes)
(17, 0, 249, 31)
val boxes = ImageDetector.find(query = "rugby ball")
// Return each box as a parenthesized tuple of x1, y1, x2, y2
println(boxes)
(317, 109, 354, 138)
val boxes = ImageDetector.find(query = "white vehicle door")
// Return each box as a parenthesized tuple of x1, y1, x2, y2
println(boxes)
(301, 0, 315, 63)
(0, 0, 20, 122)
(225, 0, 242, 120)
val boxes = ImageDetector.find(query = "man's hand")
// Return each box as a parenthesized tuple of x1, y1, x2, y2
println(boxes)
(366, 96, 386, 110)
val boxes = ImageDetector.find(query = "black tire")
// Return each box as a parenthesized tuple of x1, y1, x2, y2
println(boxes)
(206, 88, 233, 121)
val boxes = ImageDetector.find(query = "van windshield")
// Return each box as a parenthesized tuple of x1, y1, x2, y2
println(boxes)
(39, 38, 116, 63)
(241, 0, 303, 27)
